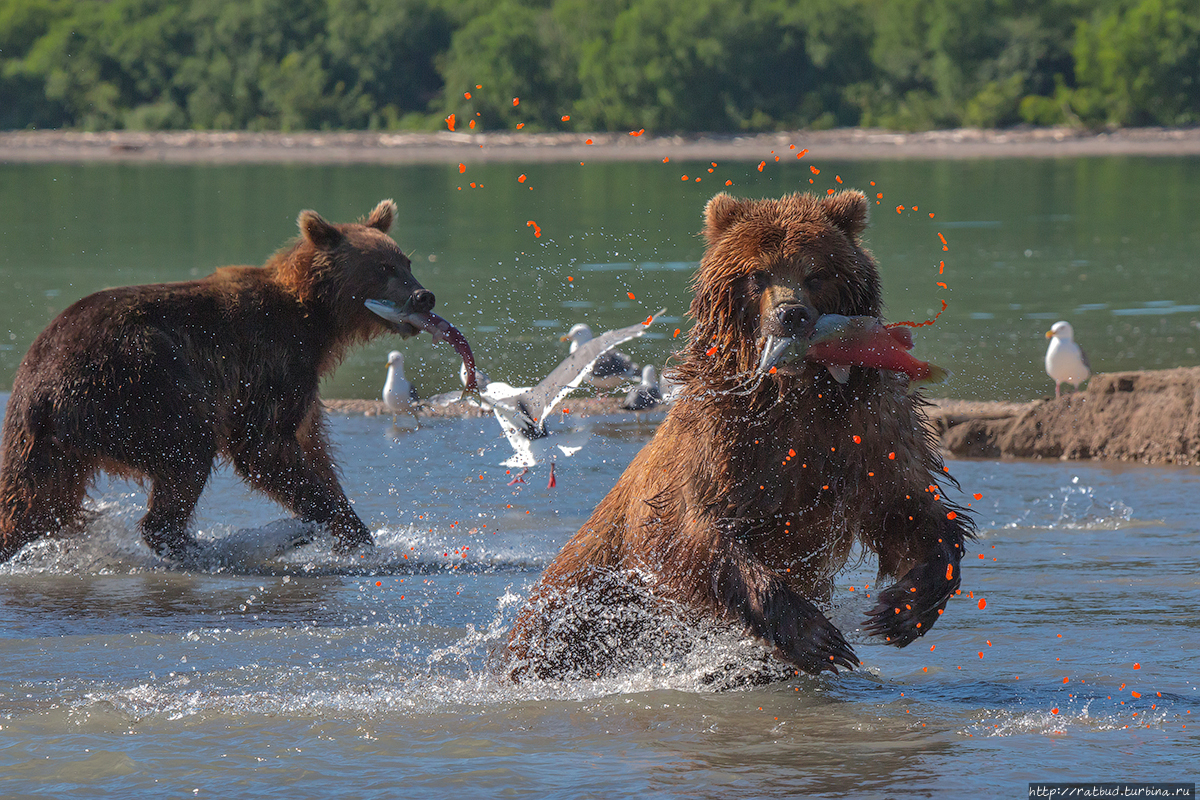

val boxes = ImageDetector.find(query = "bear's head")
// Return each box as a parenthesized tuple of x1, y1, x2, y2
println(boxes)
(275, 199, 435, 340)
(678, 190, 881, 389)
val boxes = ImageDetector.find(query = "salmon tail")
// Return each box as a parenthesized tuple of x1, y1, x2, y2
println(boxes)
(913, 362, 951, 386)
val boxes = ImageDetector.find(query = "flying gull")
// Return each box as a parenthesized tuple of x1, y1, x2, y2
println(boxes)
(484, 309, 665, 468)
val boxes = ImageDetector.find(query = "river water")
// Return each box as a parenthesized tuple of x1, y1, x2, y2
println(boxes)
(0, 155, 1198, 796)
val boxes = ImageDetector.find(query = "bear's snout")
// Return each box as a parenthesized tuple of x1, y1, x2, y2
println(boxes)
(408, 288, 435, 314)
(774, 303, 816, 338)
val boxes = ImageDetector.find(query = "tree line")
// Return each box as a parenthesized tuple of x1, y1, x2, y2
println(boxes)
(1, 0, 1197, 133)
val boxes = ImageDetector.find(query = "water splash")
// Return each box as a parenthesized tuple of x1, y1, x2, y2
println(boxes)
(1000, 478, 1134, 531)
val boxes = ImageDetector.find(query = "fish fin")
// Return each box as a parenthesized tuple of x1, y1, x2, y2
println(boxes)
(826, 364, 851, 384)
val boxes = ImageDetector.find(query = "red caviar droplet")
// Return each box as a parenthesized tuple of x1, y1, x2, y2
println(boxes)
(446, 114, 456, 131)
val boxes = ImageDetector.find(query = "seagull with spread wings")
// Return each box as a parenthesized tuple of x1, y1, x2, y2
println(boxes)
(484, 310, 665, 468)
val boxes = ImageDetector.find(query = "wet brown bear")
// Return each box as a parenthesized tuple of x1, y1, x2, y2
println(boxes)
(504, 189, 972, 678)
(0, 200, 433, 561)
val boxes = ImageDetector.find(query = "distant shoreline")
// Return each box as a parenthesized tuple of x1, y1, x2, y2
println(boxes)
(328, 365, 1200, 467)
(3, 127, 1200, 164)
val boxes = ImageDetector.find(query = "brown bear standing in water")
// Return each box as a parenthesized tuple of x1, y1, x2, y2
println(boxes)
(0, 200, 437, 561)
(504, 189, 973, 678)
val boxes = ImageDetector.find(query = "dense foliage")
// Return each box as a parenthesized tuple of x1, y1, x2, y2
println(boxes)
(1, 0, 1197, 131)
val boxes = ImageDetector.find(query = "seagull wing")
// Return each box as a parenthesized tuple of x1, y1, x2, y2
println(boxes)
(521, 309, 665, 423)
(1079, 344, 1091, 373)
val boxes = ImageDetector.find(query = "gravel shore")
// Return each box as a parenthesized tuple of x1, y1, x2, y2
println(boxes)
(4, 126, 1200, 164)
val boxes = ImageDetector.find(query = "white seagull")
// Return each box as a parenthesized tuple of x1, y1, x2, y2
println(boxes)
(561, 323, 641, 390)
(382, 350, 419, 424)
(1045, 321, 1091, 399)
(484, 310, 665, 467)
(620, 365, 662, 411)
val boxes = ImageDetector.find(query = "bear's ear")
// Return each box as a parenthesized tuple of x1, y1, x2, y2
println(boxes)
(298, 209, 342, 250)
(703, 193, 743, 243)
(365, 199, 397, 233)
(822, 190, 869, 241)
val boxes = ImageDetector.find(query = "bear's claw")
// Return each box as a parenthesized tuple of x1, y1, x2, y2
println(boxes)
(790, 620, 858, 675)
(766, 598, 859, 674)
(862, 572, 954, 647)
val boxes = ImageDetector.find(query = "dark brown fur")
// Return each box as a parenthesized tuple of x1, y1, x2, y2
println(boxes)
(504, 190, 972, 678)
(0, 200, 433, 560)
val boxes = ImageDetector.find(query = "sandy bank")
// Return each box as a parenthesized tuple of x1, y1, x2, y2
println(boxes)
(4, 127, 1200, 164)
(329, 366, 1200, 466)
(935, 367, 1200, 465)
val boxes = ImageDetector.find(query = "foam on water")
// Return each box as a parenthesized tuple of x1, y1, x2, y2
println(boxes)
(0, 504, 548, 578)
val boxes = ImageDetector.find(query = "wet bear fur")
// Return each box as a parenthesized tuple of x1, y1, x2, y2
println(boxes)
(0, 200, 433, 561)
(504, 189, 973, 679)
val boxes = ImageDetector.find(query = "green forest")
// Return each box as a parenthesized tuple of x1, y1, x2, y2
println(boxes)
(1, 0, 1197, 132)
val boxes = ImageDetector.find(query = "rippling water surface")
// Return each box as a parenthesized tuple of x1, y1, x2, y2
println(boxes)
(1, 156, 1199, 795)
(1, 399, 1196, 798)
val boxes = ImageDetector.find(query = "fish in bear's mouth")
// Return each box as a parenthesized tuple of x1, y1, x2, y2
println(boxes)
(757, 313, 948, 386)
(365, 299, 480, 399)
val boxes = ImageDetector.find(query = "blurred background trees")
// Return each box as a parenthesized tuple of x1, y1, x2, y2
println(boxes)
(1, 0, 1197, 131)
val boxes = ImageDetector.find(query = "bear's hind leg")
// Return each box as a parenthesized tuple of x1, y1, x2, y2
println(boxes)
(0, 402, 96, 561)
(139, 466, 211, 560)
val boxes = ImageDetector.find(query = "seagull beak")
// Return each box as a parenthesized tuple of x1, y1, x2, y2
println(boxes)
(1045, 330, 1053, 339)
(559, 334, 571, 342)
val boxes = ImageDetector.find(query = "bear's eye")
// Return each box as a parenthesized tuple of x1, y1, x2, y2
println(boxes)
(804, 274, 824, 291)
(750, 271, 768, 291)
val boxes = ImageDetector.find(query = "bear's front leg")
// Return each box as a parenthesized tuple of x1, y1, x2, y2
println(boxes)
(682, 526, 858, 675)
(140, 467, 212, 560)
(229, 411, 373, 552)
(863, 507, 969, 646)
